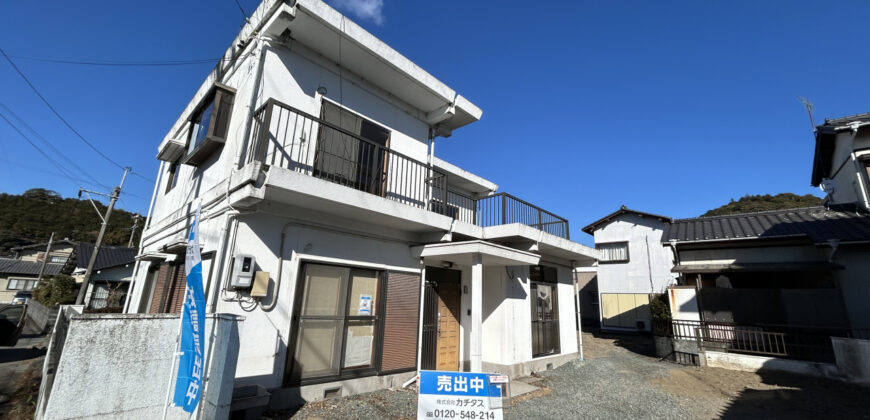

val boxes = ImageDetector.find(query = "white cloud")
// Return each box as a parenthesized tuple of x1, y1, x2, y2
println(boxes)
(328, 0, 385, 25)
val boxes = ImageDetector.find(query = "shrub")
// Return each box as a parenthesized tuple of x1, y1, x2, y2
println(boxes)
(33, 274, 78, 307)
(650, 293, 672, 323)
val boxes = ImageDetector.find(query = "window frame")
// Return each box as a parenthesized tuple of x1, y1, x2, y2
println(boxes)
(7, 278, 37, 291)
(182, 83, 236, 166)
(313, 100, 392, 197)
(596, 241, 630, 264)
(529, 265, 561, 358)
(285, 261, 385, 386)
(165, 159, 181, 194)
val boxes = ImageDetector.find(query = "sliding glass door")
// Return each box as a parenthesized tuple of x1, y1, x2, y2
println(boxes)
(288, 263, 380, 383)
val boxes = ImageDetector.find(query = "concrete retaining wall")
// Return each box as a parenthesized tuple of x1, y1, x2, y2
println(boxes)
(832, 337, 870, 385)
(39, 313, 243, 420)
(27, 300, 60, 334)
(703, 351, 839, 379)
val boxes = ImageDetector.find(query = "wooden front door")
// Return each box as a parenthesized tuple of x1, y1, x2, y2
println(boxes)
(435, 280, 461, 371)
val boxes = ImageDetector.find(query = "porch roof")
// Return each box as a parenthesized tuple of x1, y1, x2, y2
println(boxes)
(672, 261, 843, 274)
(411, 240, 540, 267)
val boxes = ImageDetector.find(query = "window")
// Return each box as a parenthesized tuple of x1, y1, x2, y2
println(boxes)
(597, 242, 629, 263)
(288, 263, 380, 383)
(183, 83, 236, 166)
(530, 266, 560, 357)
(49, 256, 66, 263)
(7, 278, 37, 291)
(314, 101, 391, 196)
(165, 159, 180, 194)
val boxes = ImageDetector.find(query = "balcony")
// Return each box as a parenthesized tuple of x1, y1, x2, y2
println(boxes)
(244, 99, 569, 239)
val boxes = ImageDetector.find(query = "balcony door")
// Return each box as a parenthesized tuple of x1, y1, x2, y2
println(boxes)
(314, 101, 390, 196)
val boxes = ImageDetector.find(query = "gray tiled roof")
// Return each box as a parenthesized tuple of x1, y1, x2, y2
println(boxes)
(0, 258, 65, 276)
(73, 244, 137, 271)
(662, 206, 870, 244)
(824, 112, 870, 127)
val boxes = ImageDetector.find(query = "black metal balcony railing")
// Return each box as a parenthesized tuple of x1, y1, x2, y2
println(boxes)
(246, 98, 447, 212)
(245, 99, 570, 239)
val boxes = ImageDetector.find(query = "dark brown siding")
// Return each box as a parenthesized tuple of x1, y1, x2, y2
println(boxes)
(380, 272, 421, 373)
(148, 264, 171, 313)
(148, 263, 186, 314)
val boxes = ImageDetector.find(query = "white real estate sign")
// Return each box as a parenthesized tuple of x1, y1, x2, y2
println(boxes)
(417, 370, 503, 420)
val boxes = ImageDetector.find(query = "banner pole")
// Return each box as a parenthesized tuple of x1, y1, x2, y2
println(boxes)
(162, 284, 189, 420)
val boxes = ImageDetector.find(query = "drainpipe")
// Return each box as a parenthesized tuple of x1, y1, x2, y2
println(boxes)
(259, 222, 293, 311)
(572, 261, 584, 361)
(426, 130, 436, 209)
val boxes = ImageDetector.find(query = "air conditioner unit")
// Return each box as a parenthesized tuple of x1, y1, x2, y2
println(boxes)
(636, 319, 650, 331)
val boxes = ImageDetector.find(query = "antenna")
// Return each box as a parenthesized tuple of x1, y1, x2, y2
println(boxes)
(798, 96, 816, 131)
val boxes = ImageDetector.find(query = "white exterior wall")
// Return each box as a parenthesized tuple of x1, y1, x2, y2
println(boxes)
(825, 131, 870, 209)
(593, 214, 675, 295)
(475, 264, 577, 369)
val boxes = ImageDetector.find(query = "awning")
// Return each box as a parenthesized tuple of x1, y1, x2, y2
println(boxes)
(672, 261, 843, 274)
(411, 240, 540, 267)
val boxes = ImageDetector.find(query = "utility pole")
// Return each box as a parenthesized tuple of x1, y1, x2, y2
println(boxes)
(36, 232, 54, 282)
(75, 168, 130, 305)
(127, 214, 142, 248)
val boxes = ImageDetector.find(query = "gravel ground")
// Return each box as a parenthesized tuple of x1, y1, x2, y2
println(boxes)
(267, 332, 870, 419)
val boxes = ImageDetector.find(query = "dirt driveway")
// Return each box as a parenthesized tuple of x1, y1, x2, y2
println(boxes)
(578, 332, 869, 419)
(270, 331, 870, 419)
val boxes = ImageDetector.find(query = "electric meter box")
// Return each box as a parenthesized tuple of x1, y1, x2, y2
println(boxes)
(231, 254, 256, 288)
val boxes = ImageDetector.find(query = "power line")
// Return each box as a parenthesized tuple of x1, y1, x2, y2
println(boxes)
(0, 47, 154, 184)
(233, 0, 248, 19)
(0, 101, 111, 190)
(8, 55, 224, 67)
(0, 110, 86, 190)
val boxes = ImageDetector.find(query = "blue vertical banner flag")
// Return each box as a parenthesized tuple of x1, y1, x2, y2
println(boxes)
(173, 202, 206, 413)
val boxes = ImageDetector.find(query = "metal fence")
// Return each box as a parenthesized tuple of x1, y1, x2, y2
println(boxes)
(245, 99, 571, 238)
(475, 193, 570, 239)
(655, 319, 863, 363)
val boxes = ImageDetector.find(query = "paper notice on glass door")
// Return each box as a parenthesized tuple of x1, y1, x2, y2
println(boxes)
(359, 295, 372, 315)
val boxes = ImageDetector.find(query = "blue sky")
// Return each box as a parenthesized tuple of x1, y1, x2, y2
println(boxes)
(2, 1, 869, 246)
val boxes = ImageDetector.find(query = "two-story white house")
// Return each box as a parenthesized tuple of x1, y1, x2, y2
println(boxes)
(124, 0, 598, 407)
(582, 206, 676, 331)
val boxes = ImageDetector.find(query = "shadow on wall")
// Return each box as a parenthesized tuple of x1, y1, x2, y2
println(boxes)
(717, 364, 870, 419)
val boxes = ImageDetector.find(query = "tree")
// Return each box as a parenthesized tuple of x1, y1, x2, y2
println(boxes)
(0, 190, 142, 253)
(701, 193, 822, 217)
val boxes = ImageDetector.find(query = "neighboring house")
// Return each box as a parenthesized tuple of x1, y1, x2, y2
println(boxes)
(11, 239, 76, 264)
(662, 111, 870, 335)
(72, 244, 137, 309)
(573, 267, 599, 330)
(582, 206, 676, 331)
(663, 207, 870, 332)
(125, 0, 598, 406)
(0, 258, 65, 303)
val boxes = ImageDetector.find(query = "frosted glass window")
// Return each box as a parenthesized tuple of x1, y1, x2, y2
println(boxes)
(342, 322, 374, 368)
(293, 320, 341, 378)
(301, 265, 346, 316)
(597, 242, 629, 263)
(347, 270, 378, 316)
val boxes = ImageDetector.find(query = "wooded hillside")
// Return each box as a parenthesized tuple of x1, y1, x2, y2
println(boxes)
(0, 189, 142, 254)
(701, 193, 823, 217)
